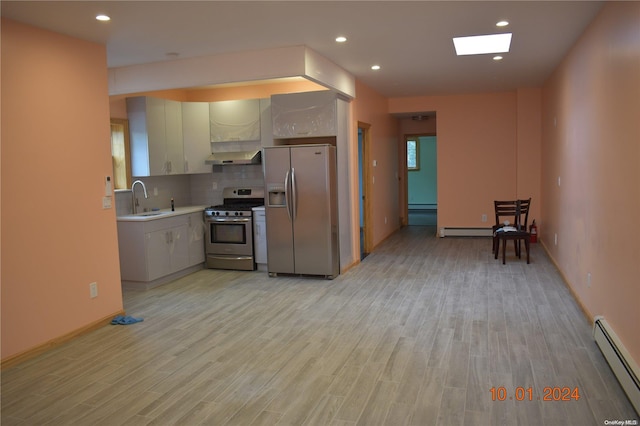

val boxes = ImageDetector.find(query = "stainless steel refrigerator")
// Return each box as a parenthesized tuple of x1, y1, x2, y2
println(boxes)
(263, 144, 339, 278)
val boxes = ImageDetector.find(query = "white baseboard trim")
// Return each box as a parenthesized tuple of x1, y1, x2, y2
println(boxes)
(439, 227, 493, 237)
(593, 316, 640, 415)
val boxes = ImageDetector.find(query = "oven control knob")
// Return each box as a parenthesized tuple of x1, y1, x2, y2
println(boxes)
(225, 211, 230, 216)
(236, 212, 241, 216)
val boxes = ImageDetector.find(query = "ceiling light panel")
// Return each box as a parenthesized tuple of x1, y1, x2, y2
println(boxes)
(453, 33, 512, 56)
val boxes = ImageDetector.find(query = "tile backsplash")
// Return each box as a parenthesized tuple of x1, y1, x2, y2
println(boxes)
(115, 165, 265, 215)
(190, 164, 265, 206)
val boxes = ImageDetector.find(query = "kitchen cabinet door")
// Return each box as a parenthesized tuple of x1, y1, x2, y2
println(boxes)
(164, 100, 184, 175)
(182, 102, 212, 174)
(187, 212, 205, 265)
(209, 99, 261, 142)
(127, 96, 184, 176)
(145, 229, 173, 281)
(253, 208, 267, 266)
(271, 91, 337, 138)
(145, 224, 189, 281)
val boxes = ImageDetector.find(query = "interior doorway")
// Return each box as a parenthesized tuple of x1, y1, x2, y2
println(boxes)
(405, 134, 437, 226)
(358, 122, 372, 260)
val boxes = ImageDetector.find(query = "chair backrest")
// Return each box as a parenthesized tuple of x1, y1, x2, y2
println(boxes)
(494, 198, 531, 231)
(515, 198, 531, 231)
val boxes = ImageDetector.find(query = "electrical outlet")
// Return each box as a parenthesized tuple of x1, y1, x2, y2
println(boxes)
(384, 216, 388, 224)
(554, 233, 558, 245)
(587, 272, 592, 288)
(102, 197, 112, 209)
(153, 187, 158, 196)
(212, 181, 218, 190)
(89, 282, 98, 298)
(481, 214, 487, 223)
(558, 176, 561, 187)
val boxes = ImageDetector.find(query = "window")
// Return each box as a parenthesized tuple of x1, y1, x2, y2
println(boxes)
(407, 139, 419, 170)
(110, 119, 132, 189)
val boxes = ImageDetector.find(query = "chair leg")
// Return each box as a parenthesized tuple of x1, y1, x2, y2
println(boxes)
(502, 239, 506, 264)
(525, 238, 530, 264)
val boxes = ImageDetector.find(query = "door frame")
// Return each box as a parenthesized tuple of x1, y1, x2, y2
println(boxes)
(358, 122, 373, 257)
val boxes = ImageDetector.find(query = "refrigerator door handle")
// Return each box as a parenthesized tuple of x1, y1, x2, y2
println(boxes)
(284, 169, 293, 221)
(291, 167, 297, 221)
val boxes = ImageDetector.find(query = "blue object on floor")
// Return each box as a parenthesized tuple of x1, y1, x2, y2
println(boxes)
(110, 315, 124, 325)
(111, 315, 143, 325)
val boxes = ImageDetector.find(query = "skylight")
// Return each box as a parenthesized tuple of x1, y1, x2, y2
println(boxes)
(453, 33, 512, 56)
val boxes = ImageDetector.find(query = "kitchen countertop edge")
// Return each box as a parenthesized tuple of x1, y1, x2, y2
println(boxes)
(117, 205, 207, 222)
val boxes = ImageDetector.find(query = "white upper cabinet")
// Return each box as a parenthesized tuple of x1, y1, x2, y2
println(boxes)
(209, 99, 261, 142)
(271, 91, 337, 139)
(127, 96, 184, 176)
(164, 100, 184, 175)
(182, 102, 212, 174)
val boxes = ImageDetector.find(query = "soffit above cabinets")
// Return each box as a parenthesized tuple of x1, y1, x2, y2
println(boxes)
(108, 46, 356, 99)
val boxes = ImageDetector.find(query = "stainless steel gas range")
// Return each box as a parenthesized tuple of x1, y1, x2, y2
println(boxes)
(204, 187, 264, 271)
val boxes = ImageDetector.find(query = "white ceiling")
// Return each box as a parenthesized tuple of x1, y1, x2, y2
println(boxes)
(1, 1, 604, 98)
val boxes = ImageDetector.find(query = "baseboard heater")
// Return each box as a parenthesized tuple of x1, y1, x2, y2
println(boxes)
(593, 316, 640, 414)
(439, 227, 493, 237)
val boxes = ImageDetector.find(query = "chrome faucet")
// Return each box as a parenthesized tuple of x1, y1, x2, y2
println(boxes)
(131, 180, 149, 214)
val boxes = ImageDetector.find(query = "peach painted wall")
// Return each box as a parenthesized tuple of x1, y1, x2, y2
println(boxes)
(388, 92, 543, 230)
(352, 81, 400, 246)
(109, 89, 189, 119)
(541, 2, 640, 364)
(185, 80, 325, 102)
(108, 80, 325, 119)
(1, 19, 123, 360)
(516, 88, 542, 224)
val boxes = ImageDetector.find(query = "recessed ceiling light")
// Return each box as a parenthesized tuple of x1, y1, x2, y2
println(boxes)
(496, 20, 509, 27)
(493, 55, 503, 61)
(453, 33, 512, 56)
(335, 36, 347, 43)
(95, 14, 110, 21)
(371, 65, 381, 70)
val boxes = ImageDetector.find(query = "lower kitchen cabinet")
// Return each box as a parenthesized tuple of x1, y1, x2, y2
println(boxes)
(252, 206, 267, 270)
(145, 224, 189, 281)
(187, 212, 205, 265)
(117, 211, 205, 289)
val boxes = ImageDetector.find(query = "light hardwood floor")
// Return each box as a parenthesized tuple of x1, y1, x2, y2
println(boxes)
(2, 226, 638, 425)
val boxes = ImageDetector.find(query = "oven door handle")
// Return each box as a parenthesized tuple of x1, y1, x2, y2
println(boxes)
(207, 217, 251, 223)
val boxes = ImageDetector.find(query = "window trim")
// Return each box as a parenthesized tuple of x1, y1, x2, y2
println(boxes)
(407, 138, 420, 171)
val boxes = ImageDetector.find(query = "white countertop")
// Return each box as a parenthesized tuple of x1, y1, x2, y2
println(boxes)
(117, 205, 207, 222)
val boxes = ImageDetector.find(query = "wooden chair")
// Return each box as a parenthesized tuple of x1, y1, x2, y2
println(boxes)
(493, 198, 531, 264)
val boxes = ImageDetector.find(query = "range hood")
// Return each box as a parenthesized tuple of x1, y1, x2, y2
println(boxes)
(205, 150, 262, 165)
